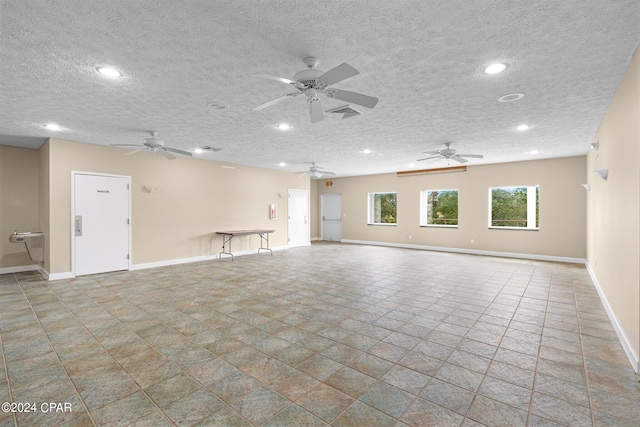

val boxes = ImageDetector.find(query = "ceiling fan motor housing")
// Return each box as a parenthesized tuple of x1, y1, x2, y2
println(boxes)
(293, 69, 326, 88)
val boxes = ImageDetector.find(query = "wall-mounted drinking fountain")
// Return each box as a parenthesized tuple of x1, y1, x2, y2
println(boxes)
(9, 231, 44, 263)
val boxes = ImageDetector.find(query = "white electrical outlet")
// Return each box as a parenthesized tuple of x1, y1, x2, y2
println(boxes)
(471, 239, 475, 244)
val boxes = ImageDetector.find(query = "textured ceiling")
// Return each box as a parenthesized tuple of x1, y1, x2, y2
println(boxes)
(1, 1, 639, 177)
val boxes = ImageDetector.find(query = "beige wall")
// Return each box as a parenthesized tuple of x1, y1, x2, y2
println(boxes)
(38, 140, 51, 269)
(46, 138, 309, 274)
(310, 179, 319, 239)
(0, 145, 40, 268)
(316, 156, 586, 259)
(586, 46, 640, 365)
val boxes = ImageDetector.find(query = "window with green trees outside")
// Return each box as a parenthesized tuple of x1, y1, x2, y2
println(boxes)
(421, 189, 458, 226)
(489, 185, 539, 229)
(368, 192, 397, 224)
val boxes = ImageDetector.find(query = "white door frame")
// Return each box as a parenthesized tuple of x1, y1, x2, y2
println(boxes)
(71, 171, 132, 277)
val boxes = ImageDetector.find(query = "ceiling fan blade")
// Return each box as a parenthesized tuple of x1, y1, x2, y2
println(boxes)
(325, 89, 378, 109)
(422, 150, 441, 155)
(159, 151, 176, 160)
(320, 171, 337, 177)
(457, 154, 484, 158)
(417, 155, 442, 162)
(451, 156, 468, 164)
(251, 93, 299, 111)
(165, 147, 193, 157)
(317, 62, 359, 86)
(254, 74, 302, 87)
(309, 99, 324, 123)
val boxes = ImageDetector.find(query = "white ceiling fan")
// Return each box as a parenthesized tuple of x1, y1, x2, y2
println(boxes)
(112, 132, 193, 160)
(417, 142, 484, 164)
(297, 162, 337, 179)
(252, 57, 379, 123)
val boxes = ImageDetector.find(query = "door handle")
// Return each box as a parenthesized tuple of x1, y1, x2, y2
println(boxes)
(304, 216, 308, 224)
(75, 216, 82, 236)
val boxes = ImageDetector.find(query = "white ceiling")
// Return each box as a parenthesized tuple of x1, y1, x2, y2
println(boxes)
(1, 1, 639, 177)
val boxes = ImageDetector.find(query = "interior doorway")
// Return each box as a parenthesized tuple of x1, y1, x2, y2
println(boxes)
(287, 189, 309, 247)
(321, 193, 342, 241)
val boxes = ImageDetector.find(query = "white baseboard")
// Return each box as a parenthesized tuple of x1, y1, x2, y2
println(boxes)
(340, 239, 586, 264)
(0, 264, 41, 275)
(311, 237, 322, 241)
(46, 271, 74, 281)
(585, 262, 639, 375)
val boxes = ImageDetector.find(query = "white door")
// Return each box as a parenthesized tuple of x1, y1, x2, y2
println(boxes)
(288, 189, 309, 247)
(74, 173, 130, 276)
(322, 194, 342, 241)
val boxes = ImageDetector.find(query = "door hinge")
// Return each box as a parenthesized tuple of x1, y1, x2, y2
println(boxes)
(127, 219, 130, 225)
(126, 254, 129, 259)
(127, 184, 130, 190)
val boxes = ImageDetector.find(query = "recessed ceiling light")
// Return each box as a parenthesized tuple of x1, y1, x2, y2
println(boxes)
(43, 123, 63, 131)
(279, 162, 286, 167)
(194, 148, 203, 154)
(363, 149, 372, 154)
(276, 123, 291, 131)
(96, 66, 122, 78)
(498, 93, 525, 102)
(530, 150, 540, 155)
(484, 63, 507, 74)
(516, 124, 530, 131)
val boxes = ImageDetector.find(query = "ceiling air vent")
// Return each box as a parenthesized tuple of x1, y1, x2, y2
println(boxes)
(325, 105, 362, 119)
(200, 146, 222, 152)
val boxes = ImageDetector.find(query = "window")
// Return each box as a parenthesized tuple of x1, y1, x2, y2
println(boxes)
(420, 189, 458, 227)
(368, 192, 397, 224)
(489, 186, 539, 229)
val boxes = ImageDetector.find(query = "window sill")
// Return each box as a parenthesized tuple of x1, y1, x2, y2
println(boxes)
(420, 225, 458, 229)
(489, 226, 539, 231)
(367, 223, 397, 226)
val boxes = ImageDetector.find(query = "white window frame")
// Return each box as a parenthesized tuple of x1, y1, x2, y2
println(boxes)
(488, 185, 539, 230)
(367, 192, 397, 225)
(420, 189, 459, 228)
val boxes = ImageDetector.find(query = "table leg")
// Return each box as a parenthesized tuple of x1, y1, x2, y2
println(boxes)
(219, 235, 234, 260)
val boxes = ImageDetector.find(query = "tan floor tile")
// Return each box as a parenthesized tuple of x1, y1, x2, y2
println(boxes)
(2, 243, 638, 427)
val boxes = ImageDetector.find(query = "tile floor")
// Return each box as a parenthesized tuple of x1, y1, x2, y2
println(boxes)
(1, 242, 639, 426)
